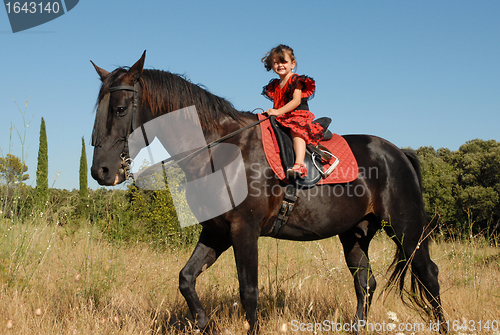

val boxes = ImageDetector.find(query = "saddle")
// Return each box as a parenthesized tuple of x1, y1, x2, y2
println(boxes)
(269, 116, 338, 188)
(258, 113, 359, 237)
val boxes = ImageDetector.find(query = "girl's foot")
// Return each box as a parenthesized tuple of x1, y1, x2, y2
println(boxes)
(287, 163, 308, 179)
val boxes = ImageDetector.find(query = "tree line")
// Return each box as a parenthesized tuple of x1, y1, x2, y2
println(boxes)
(1, 116, 499, 243)
(0, 115, 200, 248)
(417, 139, 500, 238)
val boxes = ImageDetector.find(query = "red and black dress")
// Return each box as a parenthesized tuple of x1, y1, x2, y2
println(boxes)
(262, 73, 323, 146)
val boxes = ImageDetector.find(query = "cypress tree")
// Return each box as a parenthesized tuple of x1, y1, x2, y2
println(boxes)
(79, 136, 88, 198)
(36, 117, 49, 205)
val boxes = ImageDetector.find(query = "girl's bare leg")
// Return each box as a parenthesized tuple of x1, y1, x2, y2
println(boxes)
(291, 131, 306, 165)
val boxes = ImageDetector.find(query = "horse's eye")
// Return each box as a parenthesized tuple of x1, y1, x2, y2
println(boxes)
(116, 107, 127, 116)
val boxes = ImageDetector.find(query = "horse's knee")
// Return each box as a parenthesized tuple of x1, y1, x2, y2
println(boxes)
(179, 267, 195, 295)
(240, 286, 259, 304)
(354, 267, 376, 291)
(367, 273, 377, 293)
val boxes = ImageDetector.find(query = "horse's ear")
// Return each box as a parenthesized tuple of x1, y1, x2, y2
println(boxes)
(90, 60, 110, 81)
(126, 50, 146, 83)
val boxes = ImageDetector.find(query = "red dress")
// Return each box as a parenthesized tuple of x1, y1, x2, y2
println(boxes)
(262, 73, 323, 146)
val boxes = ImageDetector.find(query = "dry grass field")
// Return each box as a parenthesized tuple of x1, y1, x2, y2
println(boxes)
(1, 219, 499, 334)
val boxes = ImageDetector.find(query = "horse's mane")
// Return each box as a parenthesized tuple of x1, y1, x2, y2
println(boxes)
(97, 67, 245, 133)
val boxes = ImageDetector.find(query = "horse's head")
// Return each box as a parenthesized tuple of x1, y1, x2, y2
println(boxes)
(90, 51, 146, 186)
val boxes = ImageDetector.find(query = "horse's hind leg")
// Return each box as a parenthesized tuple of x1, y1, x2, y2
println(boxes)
(387, 222, 447, 333)
(406, 237, 447, 332)
(339, 224, 377, 323)
(179, 227, 231, 334)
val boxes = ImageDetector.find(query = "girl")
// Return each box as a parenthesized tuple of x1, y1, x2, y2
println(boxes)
(262, 44, 323, 179)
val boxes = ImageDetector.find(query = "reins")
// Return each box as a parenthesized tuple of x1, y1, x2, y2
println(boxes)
(133, 110, 270, 178)
(164, 110, 269, 167)
(104, 82, 269, 179)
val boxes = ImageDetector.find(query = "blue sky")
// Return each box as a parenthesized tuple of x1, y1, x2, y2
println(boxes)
(1, 1, 499, 190)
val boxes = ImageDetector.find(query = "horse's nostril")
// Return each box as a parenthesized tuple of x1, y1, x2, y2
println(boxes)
(91, 165, 113, 185)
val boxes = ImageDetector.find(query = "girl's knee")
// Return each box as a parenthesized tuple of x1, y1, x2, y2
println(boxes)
(291, 131, 306, 141)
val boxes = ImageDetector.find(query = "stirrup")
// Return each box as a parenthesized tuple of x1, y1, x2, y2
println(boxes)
(308, 144, 332, 161)
(312, 150, 340, 178)
(287, 163, 307, 179)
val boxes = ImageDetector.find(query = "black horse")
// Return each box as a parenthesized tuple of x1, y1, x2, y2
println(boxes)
(90, 51, 446, 334)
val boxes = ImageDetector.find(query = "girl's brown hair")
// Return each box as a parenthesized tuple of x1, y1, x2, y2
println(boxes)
(261, 44, 296, 71)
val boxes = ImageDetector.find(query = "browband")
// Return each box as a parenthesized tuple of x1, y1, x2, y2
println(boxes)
(108, 85, 137, 93)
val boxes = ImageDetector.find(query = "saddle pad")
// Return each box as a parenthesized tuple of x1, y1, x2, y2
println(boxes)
(258, 114, 358, 185)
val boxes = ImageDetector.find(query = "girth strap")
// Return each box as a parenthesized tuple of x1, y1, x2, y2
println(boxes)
(271, 184, 298, 236)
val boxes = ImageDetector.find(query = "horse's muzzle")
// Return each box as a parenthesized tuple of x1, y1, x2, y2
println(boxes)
(91, 166, 112, 186)
(91, 161, 129, 186)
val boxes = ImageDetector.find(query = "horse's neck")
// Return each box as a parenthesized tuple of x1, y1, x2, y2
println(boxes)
(174, 111, 252, 180)
(208, 113, 241, 139)
(145, 103, 245, 157)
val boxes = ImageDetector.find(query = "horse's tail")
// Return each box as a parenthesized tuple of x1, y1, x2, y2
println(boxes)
(385, 242, 433, 316)
(384, 149, 434, 316)
(401, 149, 422, 191)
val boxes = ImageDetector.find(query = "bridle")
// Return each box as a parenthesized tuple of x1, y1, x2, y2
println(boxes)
(92, 82, 140, 180)
(96, 81, 270, 181)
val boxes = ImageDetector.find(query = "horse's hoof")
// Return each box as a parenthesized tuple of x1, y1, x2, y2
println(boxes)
(201, 320, 220, 335)
(243, 320, 259, 334)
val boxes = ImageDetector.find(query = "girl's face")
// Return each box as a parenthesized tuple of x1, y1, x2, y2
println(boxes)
(271, 52, 296, 80)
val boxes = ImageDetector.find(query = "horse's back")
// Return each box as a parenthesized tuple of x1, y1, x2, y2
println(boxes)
(343, 134, 426, 228)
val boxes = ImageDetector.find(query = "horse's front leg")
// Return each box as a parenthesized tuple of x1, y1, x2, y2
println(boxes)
(179, 227, 231, 334)
(339, 229, 377, 328)
(232, 222, 260, 334)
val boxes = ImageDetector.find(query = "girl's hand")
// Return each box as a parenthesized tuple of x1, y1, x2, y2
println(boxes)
(264, 108, 280, 116)
(264, 88, 302, 117)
